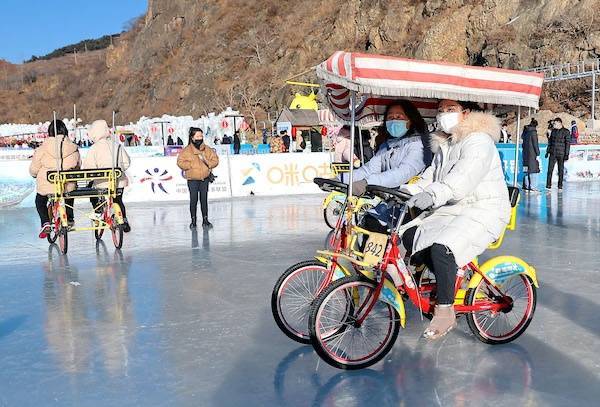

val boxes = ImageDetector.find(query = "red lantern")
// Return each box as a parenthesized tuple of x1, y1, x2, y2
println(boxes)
(321, 127, 327, 136)
(291, 127, 297, 137)
(221, 119, 229, 129)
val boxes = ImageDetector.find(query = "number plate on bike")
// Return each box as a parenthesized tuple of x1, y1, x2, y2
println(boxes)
(362, 233, 388, 266)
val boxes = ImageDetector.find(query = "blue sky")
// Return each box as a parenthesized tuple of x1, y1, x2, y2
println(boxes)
(0, 0, 147, 63)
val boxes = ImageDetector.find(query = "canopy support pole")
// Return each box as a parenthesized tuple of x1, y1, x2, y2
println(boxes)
(53, 111, 60, 172)
(514, 106, 521, 187)
(112, 111, 116, 185)
(358, 125, 365, 165)
(348, 91, 356, 198)
(592, 73, 596, 122)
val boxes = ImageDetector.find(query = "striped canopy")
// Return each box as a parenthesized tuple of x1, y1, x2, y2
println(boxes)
(316, 51, 544, 123)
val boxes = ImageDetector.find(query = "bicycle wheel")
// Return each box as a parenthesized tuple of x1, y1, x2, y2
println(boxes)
(324, 200, 343, 230)
(309, 275, 400, 370)
(46, 206, 58, 244)
(271, 260, 329, 344)
(466, 274, 536, 345)
(112, 224, 123, 249)
(58, 227, 68, 255)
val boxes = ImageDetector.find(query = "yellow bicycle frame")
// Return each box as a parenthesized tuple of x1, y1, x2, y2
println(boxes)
(47, 168, 124, 231)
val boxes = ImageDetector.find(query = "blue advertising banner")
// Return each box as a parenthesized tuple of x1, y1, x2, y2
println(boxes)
(496, 143, 548, 187)
(496, 143, 600, 187)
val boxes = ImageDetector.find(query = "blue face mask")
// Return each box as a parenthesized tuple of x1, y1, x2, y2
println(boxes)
(386, 120, 409, 138)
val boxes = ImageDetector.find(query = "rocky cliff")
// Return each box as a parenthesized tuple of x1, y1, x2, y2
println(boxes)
(1, 0, 599, 125)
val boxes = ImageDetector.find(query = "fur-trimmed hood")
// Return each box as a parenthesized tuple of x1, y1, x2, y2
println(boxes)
(430, 112, 501, 153)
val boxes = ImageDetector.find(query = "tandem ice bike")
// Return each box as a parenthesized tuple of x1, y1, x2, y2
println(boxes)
(45, 167, 126, 254)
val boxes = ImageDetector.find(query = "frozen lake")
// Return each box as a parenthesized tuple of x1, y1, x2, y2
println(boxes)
(0, 184, 599, 406)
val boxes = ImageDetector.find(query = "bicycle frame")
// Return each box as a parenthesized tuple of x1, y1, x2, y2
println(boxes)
(352, 204, 539, 327)
(47, 168, 124, 232)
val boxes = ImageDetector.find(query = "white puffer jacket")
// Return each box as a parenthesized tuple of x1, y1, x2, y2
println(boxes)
(401, 112, 510, 267)
(82, 120, 131, 188)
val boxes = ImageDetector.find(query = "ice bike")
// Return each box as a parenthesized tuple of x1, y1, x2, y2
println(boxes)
(45, 168, 126, 254)
(322, 162, 378, 229)
(308, 185, 538, 370)
(271, 177, 387, 344)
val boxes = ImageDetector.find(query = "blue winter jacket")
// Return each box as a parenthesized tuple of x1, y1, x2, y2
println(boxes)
(352, 132, 426, 188)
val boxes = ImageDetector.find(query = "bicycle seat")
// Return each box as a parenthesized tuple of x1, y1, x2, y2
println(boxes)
(366, 185, 411, 205)
(63, 187, 124, 198)
(314, 177, 348, 194)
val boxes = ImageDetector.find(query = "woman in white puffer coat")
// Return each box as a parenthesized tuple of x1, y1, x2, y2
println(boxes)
(82, 120, 132, 232)
(401, 99, 511, 340)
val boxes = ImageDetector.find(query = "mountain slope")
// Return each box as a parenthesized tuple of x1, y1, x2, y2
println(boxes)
(2, 0, 599, 124)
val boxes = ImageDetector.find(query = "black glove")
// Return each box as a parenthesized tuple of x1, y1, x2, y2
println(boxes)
(351, 179, 368, 196)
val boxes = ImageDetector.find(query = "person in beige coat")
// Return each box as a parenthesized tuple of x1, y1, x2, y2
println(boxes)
(83, 120, 132, 232)
(30, 119, 80, 238)
(176, 127, 219, 228)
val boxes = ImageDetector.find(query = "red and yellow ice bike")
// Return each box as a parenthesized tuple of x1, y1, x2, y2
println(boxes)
(45, 168, 126, 254)
(307, 185, 538, 370)
(322, 163, 378, 229)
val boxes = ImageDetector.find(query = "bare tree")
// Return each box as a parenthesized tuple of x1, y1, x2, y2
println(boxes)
(239, 83, 263, 135)
(232, 27, 275, 65)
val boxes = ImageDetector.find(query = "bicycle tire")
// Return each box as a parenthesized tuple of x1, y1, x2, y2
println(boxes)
(466, 274, 536, 345)
(309, 275, 400, 370)
(46, 206, 58, 244)
(58, 227, 68, 255)
(112, 224, 124, 249)
(271, 259, 328, 344)
(324, 200, 343, 230)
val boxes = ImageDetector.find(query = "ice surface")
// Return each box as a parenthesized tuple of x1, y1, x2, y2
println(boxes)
(0, 186, 599, 406)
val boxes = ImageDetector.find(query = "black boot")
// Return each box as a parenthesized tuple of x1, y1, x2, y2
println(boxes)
(122, 218, 131, 233)
(202, 217, 213, 229)
(190, 217, 197, 229)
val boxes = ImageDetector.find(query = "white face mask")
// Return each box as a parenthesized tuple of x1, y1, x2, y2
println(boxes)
(436, 112, 462, 133)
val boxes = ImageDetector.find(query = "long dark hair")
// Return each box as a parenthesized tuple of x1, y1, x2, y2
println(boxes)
(383, 100, 427, 137)
(188, 127, 203, 144)
(48, 119, 68, 137)
(382, 100, 432, 165)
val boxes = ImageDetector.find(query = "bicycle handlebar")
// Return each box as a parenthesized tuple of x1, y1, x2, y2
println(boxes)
(314, 177, 348, 194)
(366, 185, 412, 203)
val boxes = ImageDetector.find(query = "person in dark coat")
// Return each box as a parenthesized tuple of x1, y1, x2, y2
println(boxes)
(281, 130, 291, 152)
(521, 119, 540, 191)
(233, 131, 241, 154)
(167, 135, 175, 146)
(546, 117, 570, 190)
(570, 120, 579, 145)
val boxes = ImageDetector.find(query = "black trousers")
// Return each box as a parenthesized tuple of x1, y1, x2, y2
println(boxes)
(402, 226, 458, 305)
(35, 194, 74, 226)
(188, 179, 209, 220)
(546, 155, 565, 188)
(90, 195, 127, 219)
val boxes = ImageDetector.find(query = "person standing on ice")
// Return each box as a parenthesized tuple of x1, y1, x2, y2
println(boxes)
(233, 130, 241, 154)
(521, 118, 540, 192)
(545, 117, 570, 191)
(570, 120, 579, 145)
(177, 127, 219, 229)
